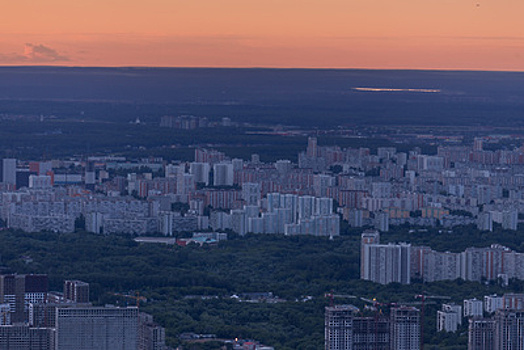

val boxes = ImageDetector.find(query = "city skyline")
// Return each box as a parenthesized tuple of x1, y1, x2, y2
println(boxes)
(1, 0, 524, 70)
(4, 132, 524, 348)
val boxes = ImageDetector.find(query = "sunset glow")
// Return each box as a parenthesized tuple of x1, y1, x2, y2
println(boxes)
(1, 0, 523, 70)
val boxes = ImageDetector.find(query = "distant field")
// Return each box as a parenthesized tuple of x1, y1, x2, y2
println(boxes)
(0, 67, 523, 128)
(0, 67, 522, 160)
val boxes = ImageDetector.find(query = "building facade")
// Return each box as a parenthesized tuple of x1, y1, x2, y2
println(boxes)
(361, 234, 411, 285)
(390, 307, 420, 350)
(325, 305, 358, 350)
(55, 306, 139, 350)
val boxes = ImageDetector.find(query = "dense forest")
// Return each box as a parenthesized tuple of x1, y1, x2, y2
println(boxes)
(1, 67, 524, 162)
(1, 226, 524, 349)
(1, 67, 524, 128)
(0, 119, 436, 162)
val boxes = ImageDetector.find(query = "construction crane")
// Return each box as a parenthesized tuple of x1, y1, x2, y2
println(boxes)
(360, 296, 398, 308)
(111, 291, 146, 308)
(415, 293, 451, 350)
(360, 297, 399, 350)
(400, 301, 437, 306)
(360, 297, 380, 311)
(324, 291, 357, 307)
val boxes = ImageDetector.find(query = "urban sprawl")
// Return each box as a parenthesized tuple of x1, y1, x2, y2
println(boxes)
(3, 133, 524, 349)
(1, 136, 521, 236)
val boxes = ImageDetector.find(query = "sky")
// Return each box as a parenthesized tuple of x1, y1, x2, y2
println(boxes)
(1, 0, 523, 70)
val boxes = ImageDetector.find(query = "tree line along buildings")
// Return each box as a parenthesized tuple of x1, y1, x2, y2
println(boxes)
(0, 274, 167, 350)
(2, 136, 524, 236)
(361, 231, 524, 285)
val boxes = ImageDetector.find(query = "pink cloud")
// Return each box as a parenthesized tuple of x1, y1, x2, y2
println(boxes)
(0, 43, 69, 63)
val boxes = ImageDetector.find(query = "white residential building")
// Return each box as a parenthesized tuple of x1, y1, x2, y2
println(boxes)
(484, 295, 504, 314)
(464, 299, 483, 317)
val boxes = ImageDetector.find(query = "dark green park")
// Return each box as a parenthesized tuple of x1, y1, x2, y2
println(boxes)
(2, 225, 524, 349)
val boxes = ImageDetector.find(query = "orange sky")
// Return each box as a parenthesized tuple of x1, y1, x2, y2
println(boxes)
(1, 0, 523, 70)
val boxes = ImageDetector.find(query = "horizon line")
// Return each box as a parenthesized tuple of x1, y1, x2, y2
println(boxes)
(0, 65, 524, 74)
